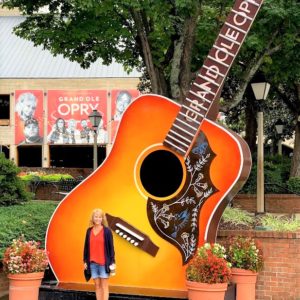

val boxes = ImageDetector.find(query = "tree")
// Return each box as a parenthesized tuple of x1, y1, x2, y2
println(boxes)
(221, 0, 299, 175)
(2, 0, 300, 175)
(0, 153, 33, 205)
(3, 0, 208, 101)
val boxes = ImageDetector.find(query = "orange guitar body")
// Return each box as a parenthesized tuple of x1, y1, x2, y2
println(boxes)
(46, 94, 250, 297)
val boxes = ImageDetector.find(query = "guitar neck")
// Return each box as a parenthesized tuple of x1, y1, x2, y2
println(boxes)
(164, 0, 263, 157)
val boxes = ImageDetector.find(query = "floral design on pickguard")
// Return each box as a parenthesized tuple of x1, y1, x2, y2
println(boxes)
(147, 132, 218, 264)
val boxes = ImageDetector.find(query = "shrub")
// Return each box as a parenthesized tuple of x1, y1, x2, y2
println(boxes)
(240, 154, 291, 194)
(0, 201, 57, 260)
(287, 177, 300, 195)
(260, 213, 300, 231)
(19, 172, 74, 182)
(222, 207, 254, 227)
(0, 153, 33, 206)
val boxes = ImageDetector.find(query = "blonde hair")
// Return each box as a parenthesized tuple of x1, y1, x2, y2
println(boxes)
(89, 208, 108, 227)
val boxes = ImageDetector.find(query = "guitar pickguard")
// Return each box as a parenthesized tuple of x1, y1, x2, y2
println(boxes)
(147, 131, 218, 264)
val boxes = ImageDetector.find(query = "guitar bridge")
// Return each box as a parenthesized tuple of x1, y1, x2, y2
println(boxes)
(106, 213, 159, 257)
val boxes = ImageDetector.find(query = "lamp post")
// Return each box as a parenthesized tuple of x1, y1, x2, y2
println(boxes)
(275, 119, 284, 155)
(88, 109, 102, 170)
(251, 82, 270, 213)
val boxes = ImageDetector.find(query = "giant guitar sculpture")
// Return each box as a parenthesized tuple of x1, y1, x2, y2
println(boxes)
(46, 0, 263, 297)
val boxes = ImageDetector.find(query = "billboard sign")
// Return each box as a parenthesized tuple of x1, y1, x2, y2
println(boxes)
(15, 90, 44, 145)
(47, 90, 108, 144)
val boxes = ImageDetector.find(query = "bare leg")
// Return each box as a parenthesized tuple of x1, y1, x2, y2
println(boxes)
(94, 278, 102, 300)
(100, 278, 109, 300)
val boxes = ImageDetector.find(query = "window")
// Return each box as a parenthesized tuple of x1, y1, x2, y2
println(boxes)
(18, 146, 42, 167)
(49, 145, 106, 168)
(0, 95, 10, 120)
(0, 145, 9, 159)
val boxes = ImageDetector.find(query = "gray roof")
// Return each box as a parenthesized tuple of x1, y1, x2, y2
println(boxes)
(0, 16, 141, 78)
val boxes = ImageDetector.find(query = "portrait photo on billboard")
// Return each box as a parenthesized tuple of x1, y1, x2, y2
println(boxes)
(47, 90, 108, 145)
(15, 90, 44, 145)
(111, 89, 140, 142)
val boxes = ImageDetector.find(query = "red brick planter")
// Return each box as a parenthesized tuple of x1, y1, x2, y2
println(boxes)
(218, 230, 300, 300)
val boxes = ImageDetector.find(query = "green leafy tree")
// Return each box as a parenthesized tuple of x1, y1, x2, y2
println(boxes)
(0, 153, 33, 206)
(220, 0, 299, 175)
(2, 0, 299, 175)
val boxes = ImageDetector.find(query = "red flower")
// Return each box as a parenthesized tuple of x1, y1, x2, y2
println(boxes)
(186, 243, 231, 284)
(3, 235, 49, 274)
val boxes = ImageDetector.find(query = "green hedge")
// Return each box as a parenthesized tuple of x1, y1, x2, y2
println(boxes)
(240, 154, 295, 194)
(287, 177, 300, 195)
(0, 201, 57, 260)
(20, 173, 74, 182)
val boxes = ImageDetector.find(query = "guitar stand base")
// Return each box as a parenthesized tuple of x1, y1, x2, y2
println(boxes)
(39, 281, 236, 300)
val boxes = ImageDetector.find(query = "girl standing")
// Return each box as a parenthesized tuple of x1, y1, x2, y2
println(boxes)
(83, 208, 115, 300)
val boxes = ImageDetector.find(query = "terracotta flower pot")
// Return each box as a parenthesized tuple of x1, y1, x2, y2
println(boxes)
(8, 272, 44, 300)
(231, 268, 257, 300)
(186, 280, 228, 300)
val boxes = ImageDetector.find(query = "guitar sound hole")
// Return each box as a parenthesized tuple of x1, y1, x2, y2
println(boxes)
(140, 150, 183, 198)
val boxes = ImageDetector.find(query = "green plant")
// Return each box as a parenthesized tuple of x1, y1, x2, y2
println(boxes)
(240, 155, 291, 194)
(3, 235, 48, 274)
(260, 214, 300, 231)
(222, 207, 254, 227)
(0, 153, 33, 206)
(186, 243, 232, 284)
(19, 172, 74, 182)
(0, 201, 57, 260)
(41, 174, 74, 181)
(226, 236, 263, 272)
(287, 177, 300, 194)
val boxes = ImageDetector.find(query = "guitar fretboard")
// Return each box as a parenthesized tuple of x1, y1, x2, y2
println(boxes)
(164, 0, 263, 157)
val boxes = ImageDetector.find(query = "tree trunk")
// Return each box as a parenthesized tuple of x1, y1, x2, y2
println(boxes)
(290, 121, 300, 177)
(170, 5, 201, 103)
(131, 9, 168, 96)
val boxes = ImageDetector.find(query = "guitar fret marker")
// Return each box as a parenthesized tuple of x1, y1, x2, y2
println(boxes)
(169, 129, 193, 143)
(183, 100, 207, 115)
(188, 92, 211, 104)
(176, 116, 198, 131)
(193, 82, 216, 96)
(179, 111, 202, 125)
(164, 139, 187, 154)
(182, 104, 205, 118)
(213, 45, 235, 58)
(225, 22, 247, 34)
(219, 33, 241, 46)
(202, 65, 225, 78)
(198, 73, 220, 87)
(232, 9, 254, 21)
(180, 107, 205, 119)
(173, 123, 195, 137)
(182, 100, 207, 114)
(245, 0, 260, 7)
(208, 55, 230, 68)
(166, 134, 190, 148)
